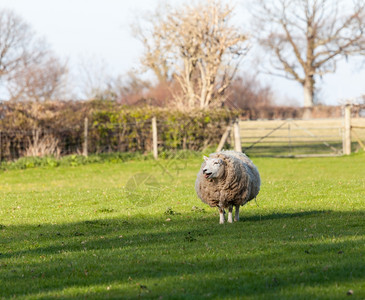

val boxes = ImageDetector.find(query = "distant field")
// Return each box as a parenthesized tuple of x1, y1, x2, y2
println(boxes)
(0, 153, 364, 299)
(240, 118, 365, 157)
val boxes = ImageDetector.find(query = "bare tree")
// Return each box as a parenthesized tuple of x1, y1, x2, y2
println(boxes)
(0, 9, 45, 80)
(133, 7, 173, 84)
(76, 56, 114, 100)
(77, 56, 151, 102)
(135, 0, 248, 109)
(250, 0, 365, 107)
(111, 71, 151, 104)
(0, 9, 69, 101)
(7, 54, 68, 101)
(226, 75, 275, 109)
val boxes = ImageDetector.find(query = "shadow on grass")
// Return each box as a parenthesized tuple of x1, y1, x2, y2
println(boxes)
(244, 210, 332, 222)
(1, 210, 364, 299)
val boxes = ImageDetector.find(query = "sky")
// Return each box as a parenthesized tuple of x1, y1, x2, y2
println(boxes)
(1, 0, 364, 106)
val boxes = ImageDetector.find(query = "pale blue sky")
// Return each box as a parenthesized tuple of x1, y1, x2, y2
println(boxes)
(1, 0, 364, 105)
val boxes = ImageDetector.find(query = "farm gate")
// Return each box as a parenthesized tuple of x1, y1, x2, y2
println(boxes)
(239, 116, 365, 157)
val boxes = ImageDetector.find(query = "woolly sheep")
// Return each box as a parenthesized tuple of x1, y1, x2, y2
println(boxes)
(195, 150, 261, 224)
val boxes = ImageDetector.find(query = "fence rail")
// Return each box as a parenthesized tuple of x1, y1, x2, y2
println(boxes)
(240, 115, 365, 157)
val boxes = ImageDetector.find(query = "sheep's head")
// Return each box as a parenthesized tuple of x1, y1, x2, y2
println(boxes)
(202, 156, 225, 179)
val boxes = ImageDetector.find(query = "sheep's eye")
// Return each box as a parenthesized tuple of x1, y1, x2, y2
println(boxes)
(213, 161, 218, 165)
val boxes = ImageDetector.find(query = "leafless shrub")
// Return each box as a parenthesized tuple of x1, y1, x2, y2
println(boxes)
(24, 130, 60, 158)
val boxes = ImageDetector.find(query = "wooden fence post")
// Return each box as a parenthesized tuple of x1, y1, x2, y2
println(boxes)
(233, 119, 242, 152)
(288, 122, 293, 155)
(343, 104, 351, 155)
(216, 124, 232, 152)
(152, 117, 158, 159)
(83, 117, 88, 157)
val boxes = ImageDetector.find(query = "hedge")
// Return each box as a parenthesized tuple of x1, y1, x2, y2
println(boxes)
(0, 100, 238, 161)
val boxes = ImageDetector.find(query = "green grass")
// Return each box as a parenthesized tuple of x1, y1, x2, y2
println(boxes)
(0, 153, 364, 299)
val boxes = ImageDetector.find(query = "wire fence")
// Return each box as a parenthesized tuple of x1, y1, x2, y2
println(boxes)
(1, 104, 364, 161)
(0, 117, 233, 161)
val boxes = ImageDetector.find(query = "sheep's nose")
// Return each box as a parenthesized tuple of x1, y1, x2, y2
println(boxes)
(203, 168, 207, 174)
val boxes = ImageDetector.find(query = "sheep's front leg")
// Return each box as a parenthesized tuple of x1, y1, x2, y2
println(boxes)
(228, 205, 233, 223)
(219, 207, 225, 224)
(234, 205, 240, 222)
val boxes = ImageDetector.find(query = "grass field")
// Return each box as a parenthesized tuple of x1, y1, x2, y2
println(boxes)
(0, 152, 364, 299)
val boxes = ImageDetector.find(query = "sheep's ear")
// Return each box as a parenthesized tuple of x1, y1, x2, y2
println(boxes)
(203, 155, 209, 161)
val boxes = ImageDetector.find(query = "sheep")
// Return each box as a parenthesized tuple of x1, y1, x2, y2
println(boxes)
(195, 150, 261, 224)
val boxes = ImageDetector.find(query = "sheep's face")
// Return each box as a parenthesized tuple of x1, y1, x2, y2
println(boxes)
(202, 156, 225, 179)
